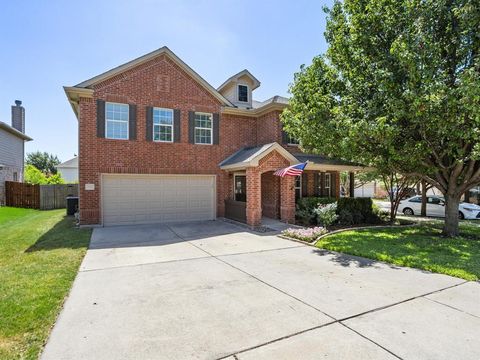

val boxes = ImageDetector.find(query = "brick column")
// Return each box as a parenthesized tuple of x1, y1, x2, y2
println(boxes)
(246, 168, 262, 227)
(280, 175, 296, 223)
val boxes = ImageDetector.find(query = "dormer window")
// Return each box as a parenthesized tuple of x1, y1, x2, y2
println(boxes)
(238, 85, 248, 102)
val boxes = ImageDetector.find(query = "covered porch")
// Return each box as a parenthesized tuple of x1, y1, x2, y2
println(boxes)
(219, 143, 365, 228)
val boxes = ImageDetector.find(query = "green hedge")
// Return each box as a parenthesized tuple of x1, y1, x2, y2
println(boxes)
(336, 197, 381, 225)
(295, 197, 384, 226)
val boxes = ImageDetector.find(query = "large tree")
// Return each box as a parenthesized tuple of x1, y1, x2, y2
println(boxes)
(282, 0, 480, 236)
(26, 151, 60, 175)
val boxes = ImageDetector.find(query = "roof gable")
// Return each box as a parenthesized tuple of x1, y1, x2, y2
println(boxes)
(72, 46, 233, 107)
(217, 69, 261, 93)
(57, 156, 78, 168)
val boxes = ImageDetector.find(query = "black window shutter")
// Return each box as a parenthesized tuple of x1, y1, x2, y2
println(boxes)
(96, 99, 105, 138)
(330, 172, 336, 198)
(145, 106, 153, 141)
(213, 113, 220, 145)
(320, 172, 326, 197)
(302, 173, 308, 197)
(188, 111, 195, 144)
(174, 109, 181, 142)
(314, 173, 319, 196)
(281, 129, 288, 144)
(129, 104, 137, 140)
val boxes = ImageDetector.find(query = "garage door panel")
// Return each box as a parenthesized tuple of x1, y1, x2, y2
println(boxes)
(102, 175, 215, 226)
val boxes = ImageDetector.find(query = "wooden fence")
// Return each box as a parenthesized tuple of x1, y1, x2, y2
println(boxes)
(5, 182, 78, 210)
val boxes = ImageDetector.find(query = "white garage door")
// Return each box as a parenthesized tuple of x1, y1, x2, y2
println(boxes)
(102, 174, 216, 226)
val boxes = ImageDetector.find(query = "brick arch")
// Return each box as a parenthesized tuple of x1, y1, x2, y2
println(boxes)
(246, 150, 296, 227)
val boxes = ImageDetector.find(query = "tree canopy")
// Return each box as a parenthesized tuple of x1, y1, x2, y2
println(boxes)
(26, 151, 61, 175)
(282, 0, 480, 236)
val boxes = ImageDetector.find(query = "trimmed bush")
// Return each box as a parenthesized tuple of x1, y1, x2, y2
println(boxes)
(336, 197, 382, 225)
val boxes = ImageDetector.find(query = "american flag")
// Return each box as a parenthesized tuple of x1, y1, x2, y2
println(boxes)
(274, 162, 307, 177)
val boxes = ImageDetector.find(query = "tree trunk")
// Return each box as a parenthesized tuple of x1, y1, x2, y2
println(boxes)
(443, 193, 460, 237)
(421, 180, 427, 216)
(389, 200, 396, 223)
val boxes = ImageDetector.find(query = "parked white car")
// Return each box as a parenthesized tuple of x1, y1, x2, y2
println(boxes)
(398, 196, 480, 219)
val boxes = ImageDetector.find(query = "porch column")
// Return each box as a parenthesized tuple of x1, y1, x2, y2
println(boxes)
(349, 172, 355, 198)
(280, 175, 295, 223)
(246, 168, 262, 227)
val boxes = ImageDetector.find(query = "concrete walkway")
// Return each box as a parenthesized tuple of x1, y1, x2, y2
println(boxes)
(41, 221, 480, 360)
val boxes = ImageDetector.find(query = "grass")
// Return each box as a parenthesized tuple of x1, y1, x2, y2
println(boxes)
(0, 207, 92, 360)
(316, 220, 480, 280)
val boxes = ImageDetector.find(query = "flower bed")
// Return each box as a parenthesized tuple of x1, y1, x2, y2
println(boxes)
(281, 227, 327, 243)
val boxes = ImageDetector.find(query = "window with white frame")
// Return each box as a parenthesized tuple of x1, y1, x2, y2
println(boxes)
(238, 84, 248, 102)
(295, 175, 302, 200)
(153, 108, 173, 142)
(106, 102, 129, 140)
(325, 173, 331, 197)
(286, 133, 300, 145)
(194, 112, 212, 144)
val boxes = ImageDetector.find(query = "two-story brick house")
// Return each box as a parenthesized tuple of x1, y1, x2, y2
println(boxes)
(64, 47, 362, 227)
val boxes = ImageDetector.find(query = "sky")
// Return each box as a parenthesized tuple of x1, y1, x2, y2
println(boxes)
(0, 0, 332, 162)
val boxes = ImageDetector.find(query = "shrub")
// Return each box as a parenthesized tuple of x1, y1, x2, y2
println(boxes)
(24, 164, 65, 185)
(282, 227, 327, 242)
(336, 197, 382, 225)
(314, 202, 338, 228)
(295, 197, 337, 225)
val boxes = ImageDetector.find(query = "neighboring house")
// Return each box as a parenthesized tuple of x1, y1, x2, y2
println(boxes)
(57, 156, 78, 183)
(64, 47, 363, 227)
(354, 181, 377, 198)
(0, 101, 32, 205)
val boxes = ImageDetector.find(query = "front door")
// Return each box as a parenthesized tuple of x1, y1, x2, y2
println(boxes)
(234, 175, 246, 202)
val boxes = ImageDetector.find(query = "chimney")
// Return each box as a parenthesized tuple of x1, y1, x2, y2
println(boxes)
(11, 100, 25, 133)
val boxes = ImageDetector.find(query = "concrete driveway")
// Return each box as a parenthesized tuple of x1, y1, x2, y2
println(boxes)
(42, 221, 480, 360)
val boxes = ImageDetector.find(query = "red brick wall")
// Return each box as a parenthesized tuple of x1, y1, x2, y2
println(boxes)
(78, 54, 263, 224)
(257, 111, 282, 145)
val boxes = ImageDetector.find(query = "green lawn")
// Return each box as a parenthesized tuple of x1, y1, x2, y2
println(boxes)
(0, 207, 92, 360)
(316, 220, 480, 280)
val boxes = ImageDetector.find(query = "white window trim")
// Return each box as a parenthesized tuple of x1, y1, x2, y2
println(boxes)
(325, 173, 331, 197)
(194, 112, 213, 145)
(237, 84, 249, 103)
(286, 133, 300, 146)
(105, 102, 129, 140)
(295, 175, 302, 198)
(153, 107, 174, 143)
